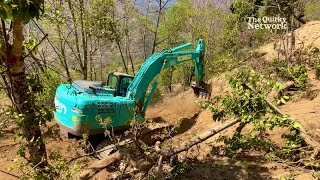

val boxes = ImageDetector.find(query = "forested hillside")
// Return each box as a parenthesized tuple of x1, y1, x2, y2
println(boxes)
(0, 0, 320, 179)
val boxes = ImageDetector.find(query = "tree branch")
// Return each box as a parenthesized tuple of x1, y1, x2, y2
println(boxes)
(23, 34, 48, 59)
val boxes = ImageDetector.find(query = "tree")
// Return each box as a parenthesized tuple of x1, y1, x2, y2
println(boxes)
(43, 0, 72, 82)
(0, 0, 48, 170)
(88, 0, 130, 74)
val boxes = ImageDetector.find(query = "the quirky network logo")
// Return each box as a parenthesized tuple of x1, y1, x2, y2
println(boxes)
(248, 16, 287, 30)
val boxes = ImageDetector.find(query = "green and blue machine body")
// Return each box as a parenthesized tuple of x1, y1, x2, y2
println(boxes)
(54, 39, 206, 136)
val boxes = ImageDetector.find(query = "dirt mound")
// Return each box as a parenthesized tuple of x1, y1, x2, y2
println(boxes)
(260, 21, 320, 61)
(146, 76, 232, 160)
(146, 75, 230, 124)
(146, 89, 201, 124)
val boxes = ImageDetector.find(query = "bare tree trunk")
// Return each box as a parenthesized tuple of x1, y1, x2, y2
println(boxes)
(57, 23, 72, 82)
(67, 0, 85, 77)
(116, 41, 128, 74)
(79, 0, 88, 79)
(142, 0, 151, 60)
(151, 0, 162, 54)
(99, 41, 103, 81)
(128, 47, 135, 75)
(5, 20, 48, 168)
(142, 28, 147, 60)
(123, 12, 135, 75)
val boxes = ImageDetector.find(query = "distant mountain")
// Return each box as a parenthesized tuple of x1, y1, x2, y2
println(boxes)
(134, 0, 176, 13)
(193, 0, 233, 10)
(134, 0, 233, 12)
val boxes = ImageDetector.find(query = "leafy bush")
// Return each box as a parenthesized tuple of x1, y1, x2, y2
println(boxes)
(149, 88, 162, 105)
(314, 59, 320, 79)
(290, 65, 308, 89)
(197, 69, 305, 158)
(27, 69, 63, 109)
(274, 62, 308, 89)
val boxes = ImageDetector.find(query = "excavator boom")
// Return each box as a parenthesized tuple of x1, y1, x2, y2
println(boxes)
(127, 39, 207, 102)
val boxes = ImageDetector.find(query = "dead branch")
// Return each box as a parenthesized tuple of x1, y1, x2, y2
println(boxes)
(161, 118, 239, 156)
(0, 169, 20, 179)
(23, 34, 48, 59)
(0, 142, 19, 148)
(79, 150, 124, 180)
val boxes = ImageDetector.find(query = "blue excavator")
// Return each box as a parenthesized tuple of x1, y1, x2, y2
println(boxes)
(54, 39, 209, 136)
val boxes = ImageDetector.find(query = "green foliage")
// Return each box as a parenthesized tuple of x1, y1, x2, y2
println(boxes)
(290, 65, 308, 89)
(0, 0, 44, 23)
(158, 0, 193, 43)
(23, 36, 39, 54)
(314, 59, 320, 79)
(260, 0, 304, 20)
(230, 0, 262, 23)
(88, 0, 125, 41)
(169, 160, 195, 178)
(305, 0, 320, 21)
(276, 95, 289, 106)
(158, 67, 175, 92)
(31, 69, 63, 109)
(149, 87, 162, 105)
(275, 64, 308, 89)
(11, 150, 81, 180)
(197, 69, 304, 159)
(174, 61, 194, 86)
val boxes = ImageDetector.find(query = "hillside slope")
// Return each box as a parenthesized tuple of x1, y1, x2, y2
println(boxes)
(260, 21, 320, 61)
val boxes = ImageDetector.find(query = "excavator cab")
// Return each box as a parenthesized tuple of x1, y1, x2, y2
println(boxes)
(106, 72, 134, 97)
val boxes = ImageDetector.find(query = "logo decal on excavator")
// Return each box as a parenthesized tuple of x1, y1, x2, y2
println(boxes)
(55, 98, 67, 114)
(178, 54, 192, 61)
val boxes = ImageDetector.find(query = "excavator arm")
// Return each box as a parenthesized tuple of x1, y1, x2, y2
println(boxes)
(126, 39, 208, 115)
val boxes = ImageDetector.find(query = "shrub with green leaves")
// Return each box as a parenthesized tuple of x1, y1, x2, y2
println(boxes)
(197, 69, 305, 159)
(273, 62, 308, 89)
(314, 59, 320, 79)
(290, 65, 308, 89)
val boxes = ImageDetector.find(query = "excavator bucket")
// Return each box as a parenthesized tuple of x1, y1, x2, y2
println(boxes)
(191, 81, 211, 100)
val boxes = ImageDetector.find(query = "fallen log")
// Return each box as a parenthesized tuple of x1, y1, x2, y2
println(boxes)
(267, 99, 320, 150)
(79, 118, 240, 179)
(161, 118, 239, 156)
(79, 150, 124, 180)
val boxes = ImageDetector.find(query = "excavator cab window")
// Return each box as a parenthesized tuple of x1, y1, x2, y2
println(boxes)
(119, 77, 133, 97)
(107, 73, 134, 96)
(107, 74, 118, 89)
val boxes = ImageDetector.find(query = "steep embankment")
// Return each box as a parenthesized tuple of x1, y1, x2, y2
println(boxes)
(260, 21, 320, 61)
(260, 21, 320, 142)
(143, 21, 320, 179)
